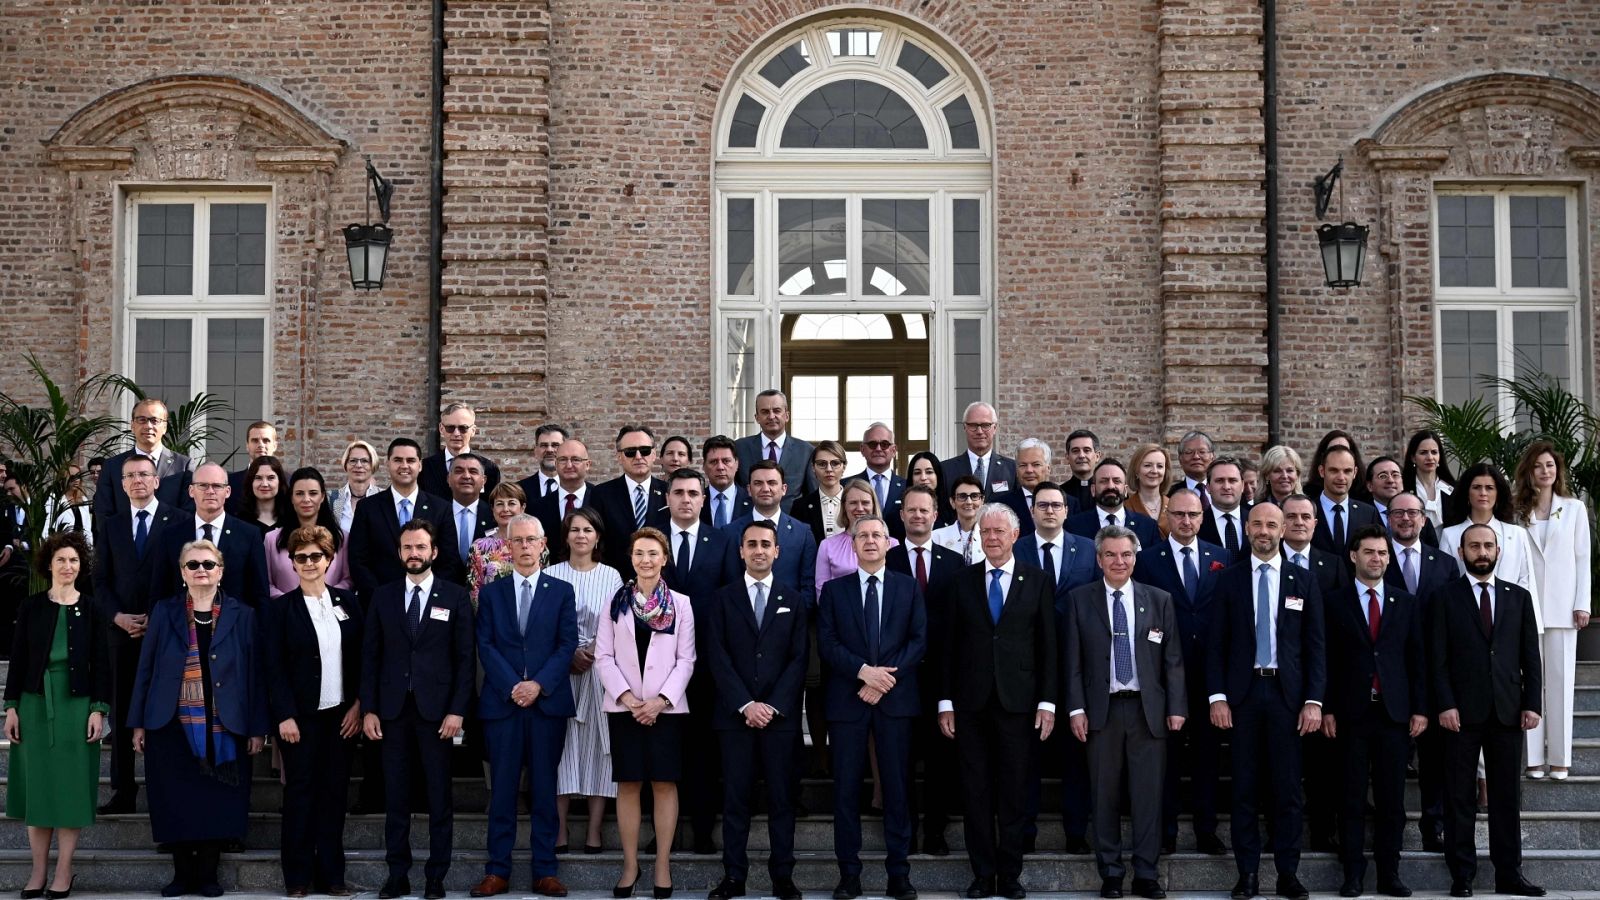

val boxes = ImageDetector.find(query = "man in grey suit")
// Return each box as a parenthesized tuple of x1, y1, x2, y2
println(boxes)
(92, 397, 193, 524)
(1065, 525, 1186, 900)
(734, 389, 816, 504)
(941, 401, 1018, 498)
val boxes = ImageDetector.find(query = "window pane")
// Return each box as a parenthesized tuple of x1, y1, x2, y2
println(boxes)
(942, 95, 980, 150)
(845, 375, 895, 440)
(1512, 310, 1570, 387)
(827, 29, 881, 58)
(727, 94, 767, 148)
(206, 318, 266, 462)
(133, 318, 192, 411)
(758, 40, 812, 88)
(1437, 195, 1495, 288)
(777, 199, 846, 296)
(862, 198, 930, 296)
(725, 198, 756, 294)
(901, 314, 927, 340)
(726, 317, 756, 429)
(1509, 196, 1567, 289)
(952, 198, 981, 295)
(791, 313, 892, 341)
(209, 203, 267, 295)
(136, 204, 194, 295)
(907, 374, 928, 442)
(780, 79, 929, 149)
(790, 375, 839, 441)
(896, 42, 948, 88)
(1440, 310, 1498, 407)
(953, 318, 983, 418)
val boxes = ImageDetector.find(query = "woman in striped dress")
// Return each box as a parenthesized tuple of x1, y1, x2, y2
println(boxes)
(546, 507, 622, 853)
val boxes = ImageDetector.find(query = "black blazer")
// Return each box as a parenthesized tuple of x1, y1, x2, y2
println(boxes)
(1383, 542, 1456, 608)
(1283, 543, 1352, 600)
(359, 577, 476, 722)
(664, 524, 741, 608)
(517, 472, 558, 506)
(887, 541, 964, 709)
(92, 448, 192, 526)
(1429, 576, 1541, 726)
(700, 485, 754, 530)
(1311, 496, 1381, 556)
(528, 482, 596, 559)
(940, 560, 1058, 714)
(346, 488, 464, 597)
(589, 476, 668, 577)
(146, 513, 272, 609)
(262, 586, 364, 723)
(789, 489, 834, 545)
(1134, 538, 1227, 676)
(92, 503, 182, 621)
(5, 593, 111, 706)
(1206, 558, 1326, 711)
(702, 579, 809, 730)
(1198, 503, 1252, 559)
(418, 450, 503, 501)
(941, 452, 1019, 498)
(1323, 583, 1426, 725)
(1065, 507, 1161, 549)
(846, 470, 907, 538)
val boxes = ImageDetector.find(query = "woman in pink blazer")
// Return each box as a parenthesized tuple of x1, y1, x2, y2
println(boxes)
(595, 527, 695, 899)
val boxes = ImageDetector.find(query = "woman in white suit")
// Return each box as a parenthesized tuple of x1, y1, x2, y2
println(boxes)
(595, 527, 695, 899)
(1513, 441, 1592, 779)
(1439, 461, 1543, 627)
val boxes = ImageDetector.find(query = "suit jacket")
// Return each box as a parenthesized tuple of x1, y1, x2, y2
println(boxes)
(664, 524, 740, 610)
(1197, 503, 1252, 559)
(5, 592, 111, 705)
(476, 572, 579, 720)
(346, 488, 464, 597)
(790, 489, 837, 545)
(261, 586, 364, 722)
(701, 485, 754, 530)
(848, 469, 907, 538)
(1206, 557, 1326, 711)
(1525, 495, 1592, 626)
(358, 577, 476, 722)
(1311, 496, 1381, 556)
(1133, 538, 1226, 677)
(1430, 576, 1541, 726)
(589, 476, 669, 577)
(146, 513, 271, 609)
(734, 433, 816, 502)
(941, 452, 1019, 498)
(92, 448, 192, 526)
(594, 591, 696, 713)
(702, 579, 809, 730)
(1283, 543, 1352, 601)
(1015, 531, 1100, 609)
(941, 559, 1058, 714)
(517, 472, 560, 506)
(1065, 507, 1161, 550)
(126, 591, 270, 736)
(93, 503, 182, 621)
(1439, 518, 1543, 632)
(1383, 541, 1457, 609)
(1063, 478, 1096, 512)
(1323, 582, 1425, 724)
(418, 450, 503, 500)
(528, 481, 597, 559)
(722, 513, 817, 609)
(1063, 580, 1186, 736)
(817, 569, 926, 721)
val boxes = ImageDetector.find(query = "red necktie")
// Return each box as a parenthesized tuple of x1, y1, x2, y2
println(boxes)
(1366, 587, 1382, 694)
(914, 546, 928, 594)
(1478, 582, 1493, 638)
(564, 492, 576, 517)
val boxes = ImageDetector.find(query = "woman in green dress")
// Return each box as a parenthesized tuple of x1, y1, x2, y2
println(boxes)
(4, 530, 111, 899)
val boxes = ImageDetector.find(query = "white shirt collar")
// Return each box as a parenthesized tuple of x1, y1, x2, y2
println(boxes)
(131, 496, 159, 515)
(674, 520, 701, 540)
(754, 509, 781, 523)
(905, 537, 935, 554)
(968, 449, 990, 468)
(405, 571, 435, 600)
(625, 474, 653, 492)
(453, 499, 479, 518)
(988, 555, 1017, 577)
(744, 572, 774, 591)
(1034, 529, 1063, 546)
(1169, 534, 1197, 556)
(393, 485, 420, 504)
(194, 512, 224, 533)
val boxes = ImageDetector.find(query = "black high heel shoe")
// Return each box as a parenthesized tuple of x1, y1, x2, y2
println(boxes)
(613, 870, 639, 899)
(20, 887, 44, 899)
(654, 885, 674, 899)
(44, 876, 74, 900)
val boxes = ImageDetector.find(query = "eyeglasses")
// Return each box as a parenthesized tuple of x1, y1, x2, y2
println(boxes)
(507, 535, 546, 545)
(962, 422, 996, 431)
(954, 492, 985, 502)
(441, 424, 474, 434)
(1168, 510, 1204, 520)
(1033, 501, 1066, 511)
(620, 446, 654, 458)
(291, 552, 327, 565)
(862, 441, 893, 451)
(346, 457, 372, 467)
(192, 482, 229, 492)
(556, 456, 589, 465)
(1388, 509, 1424, 519)
(131, 416, 167, 426)
(813, 459, 845, 470)
(183, 560, 220, 571)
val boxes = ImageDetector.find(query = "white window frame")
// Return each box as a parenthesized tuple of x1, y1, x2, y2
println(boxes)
(1432, 183, 1584, 422)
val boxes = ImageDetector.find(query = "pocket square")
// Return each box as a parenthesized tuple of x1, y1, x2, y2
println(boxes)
(775, 607, 792, 614)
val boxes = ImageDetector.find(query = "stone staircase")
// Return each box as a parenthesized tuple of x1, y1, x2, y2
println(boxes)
(0, 661, 1596, 895)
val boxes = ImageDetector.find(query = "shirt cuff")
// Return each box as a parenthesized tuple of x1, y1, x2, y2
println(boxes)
(1068, 708, 1085, 718)
(1037, 702, 1056, 714)
(1305, 700, 1322, 708)
(1207, 693, 1227, 705)
(937, 700, 953, 713)
(738, 701, 752, 714)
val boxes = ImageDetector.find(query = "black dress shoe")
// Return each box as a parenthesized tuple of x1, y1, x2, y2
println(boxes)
(1339, 875, 1362, 897)
(708, 878, 746, 900)
(1495, 876, 1545, 897)
(21, 889, 44, 900)
(832, 876, 861, 900)
(772, 878, 802, 900)
(379, 876, 411, 899)
(693, 836, 718, 855)
(98, 793, 137, 815)
(1377, 878, 1412, 897)
(425, 879, 447, 900)
(1195, 832, 1227, 855)
(1276, 875, 1309, 900)
(555, 843, 569, 854)
(965, 877, 996, 899)
(1231, 873, 1259, 899)
(887, 876, 917, 900)
(1063, 836, 1092, 854)
(1020, 833, 1036, 854)
(1421, 833, 1446, 854)
(998, 879, 1026, 900)
(922, 832, 950, 856)
(1310, 834, 1340, 853)
(1101, 877, 1124, 898)
(1449, 881, 1472, 897)
(1131, 878, 1165, 900)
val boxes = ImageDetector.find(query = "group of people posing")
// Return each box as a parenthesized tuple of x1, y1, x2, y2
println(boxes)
(2, 390, 1589, 900)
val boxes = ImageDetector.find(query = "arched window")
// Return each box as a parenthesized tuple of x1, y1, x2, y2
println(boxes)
(714, 16, 992, 454)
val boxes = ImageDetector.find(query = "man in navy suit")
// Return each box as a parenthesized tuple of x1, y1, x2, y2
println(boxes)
(1066, 459, 1160, 549)
(347, 438, 465, 597)
(1312, 447, 1379, 557)
(419, 402, 503, 499)
(146, 462, 270, 608)
(1323, 525, 1427, 898)
(92, 452, 182, 814)
(844, 422, 905, 538)
(93, 398, 193, 527)
(941, 402, 1017, 498)
(517, 423, 571, 504)
(1132, 488, 1228, 856)
(447, 453, 498, 560)
(723, 461, 816, 607)
(704, 521, 809, 900)
(225, 420, 279, 501)
(733, 390, 816, 504)
(360, 520, 476, 900)
(529, 438, 596, 559)
(471, 515, 578, 898)
(1197, 457, 1250, 559)
(1368, 457, 1440, 546)
(589, 425, 669, 578)
(1281, 494, 1351, 599)
(702, 436, 754, 529)
(994, 438, 1078, 537)
(1206, 502, 1325, 900)
(819, 514, 926, 900)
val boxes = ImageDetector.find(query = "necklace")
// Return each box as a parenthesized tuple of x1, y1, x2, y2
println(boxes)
(192, 611, 214, 625)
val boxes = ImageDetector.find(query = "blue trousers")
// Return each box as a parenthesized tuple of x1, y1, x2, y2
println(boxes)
(484, 711, 569, 879)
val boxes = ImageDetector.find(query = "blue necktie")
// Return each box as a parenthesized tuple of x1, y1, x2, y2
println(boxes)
(1112, 589, 1133, 685)
(1255, 563, 1273, 668)
(714, 494, 728, 528)
(633, 485, 647, 529)
(874, 474, 888, 509)
(518, 579, 533, 636)
(988, 569, 1004, 624)
(398, 498, 412, 526)
(458, 508, 473, 561)
(134, 509, 149, 559)
(1180, 546, 1198, 600)
(865, 575, 881, 664)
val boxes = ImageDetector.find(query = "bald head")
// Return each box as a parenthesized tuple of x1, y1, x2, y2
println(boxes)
(190, 463, 231, 518)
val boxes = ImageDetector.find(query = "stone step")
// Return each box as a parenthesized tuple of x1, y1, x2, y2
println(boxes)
(1578, 661, 1600, 686)
(1578, 685, 1600, 712)
(1575, 712, 1600, 739)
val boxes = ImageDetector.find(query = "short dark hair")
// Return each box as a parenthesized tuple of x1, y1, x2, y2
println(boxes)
(387, 437, 423, 458)
(1032, 480, 1065, 500)
(397, 518, 437, 549)
(1067, 429, 1100, 450)
(449, 452, 485, 472)
(615, 424, 656, 446)
(122, 454, 157, 474)
(668, 467, 707, 493)
(534, 423, 570, 443)
(902, 483, 938, 504)
(747, 459, 785, 483)
(660, 435, 693, 461)
(1092, 457, 1126, 480)
(1347, 522, 1390, 554)
(87, 457, 106, 468)
(701, 434, 737, 459)
(951, 474, 984, 495)
(1207, 456, 1243, 480)
(756, 389, 788, 405)
(1365, 455, 1401, 481)
(740, 519, 779, 542)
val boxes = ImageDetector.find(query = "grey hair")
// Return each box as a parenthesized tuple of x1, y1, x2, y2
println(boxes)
(1016, 437, 1052, 466)
(863, 421, 896, 442)
(504, 513, 545, 537)
(976, 502, 1019, 532)
(849, 514, 889, 537)
(961, 401, 997, 422)
(440, 401, 477, 419)
(1180, 430, 1214, 452)
(1093, 524, 1142, 554)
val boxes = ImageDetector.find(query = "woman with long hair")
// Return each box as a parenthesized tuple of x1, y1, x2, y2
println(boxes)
(1125, 443, 1174, 536)
(1257, 445, 1305, 507)
(905, 450, 954, 528)
(264, 468, 351, 595)
(1403, 430, 1456, 531)
(234, 455, 293, 533)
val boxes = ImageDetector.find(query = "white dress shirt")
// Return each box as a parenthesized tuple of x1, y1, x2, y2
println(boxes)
(405, 572, 435, 618)
(1104, 579, 1141, 692)
(1033, 530, 1065, 582)
(1210, 553, 1282, 704)
(130, 497, 160, 540)
(939, 556, 1055, 715)
(819, 489, 843, 538)
(193, 513, 225, 542)
(672, 521, 701, 570)
(302, 590, 345, 709)
(393, 486, 421, 520)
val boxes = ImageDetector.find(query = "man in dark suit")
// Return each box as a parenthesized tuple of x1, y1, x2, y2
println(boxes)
(1432, 524, 1545, 898)
(1197, 457, 1250, 559)
(1206, 502, 1325, 900)
(733, 390, 816, 504)
(1323, 525, 1427, 898)
(360, 520, 476, 900)
(419, 402, 503, 499)
(1281, 494, 1352, 599)
(1368, 457, 1440, 546)
(92, 398, 192, 526)
(471, 515, 578, 899)
(146, 462, 271, 608)
(723, 461, 816, 608)
(347, 438, 465, 598)
(1064, 526, 1186, 900)
(941, 401, 1017, 498)
(848, 422, 906, 538)
(1176, 431, 1215, 508)
(92, 452, 181, 814)
(705, 521, 810, 900)
(939, 502, 1057, 900)
(517, 423, 571, 504)
(1062, 430, 1102, 511)
(589, 425, 669, 578)
(702, 435, 753, 529)
(1312, 446, 1380, 557)
(1065, 459, 1161, 549)
(447, 453, 498, 564)
(994, 439, 1079, 537)
(818, 514, 925, 900)
(1132, 488, 1228, 856)
(226, 420, 279, 500)
(528, 438, 595, 559)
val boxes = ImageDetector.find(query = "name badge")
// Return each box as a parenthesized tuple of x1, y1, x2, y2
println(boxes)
(1147, 628, 1164, 644)
(429, 606, 452, 622)
(991, 480, 1010, 493)
(332, 606, 350, 622)
(1285, 596, 1305, 612)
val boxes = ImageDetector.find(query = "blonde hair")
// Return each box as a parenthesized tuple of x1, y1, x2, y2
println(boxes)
(1129, 443, 1175, 494)
(836, 478, 884, 530)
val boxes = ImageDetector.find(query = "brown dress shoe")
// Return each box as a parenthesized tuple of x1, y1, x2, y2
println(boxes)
(471, 874, 511, 897)
(534, 876, 571, 897)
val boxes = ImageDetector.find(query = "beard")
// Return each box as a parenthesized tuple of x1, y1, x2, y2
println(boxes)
(404, 558, 434, 576)
(1464, 555, 1497, 577)
(1095, 489, 1124, 510)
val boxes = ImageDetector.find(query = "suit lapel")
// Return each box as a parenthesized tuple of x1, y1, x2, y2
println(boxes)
(999, 567, 1030, 625)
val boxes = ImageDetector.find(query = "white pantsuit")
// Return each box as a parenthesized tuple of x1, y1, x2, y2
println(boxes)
(1524, 496, 1591, 768)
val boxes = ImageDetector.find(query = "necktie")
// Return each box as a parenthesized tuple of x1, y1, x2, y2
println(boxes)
(458, 508, 472, 561)
(1332, 502, 1346, 549)
(633, 485, 647, 529)
(545, 477, 556, 498)
(1041, 541, 1057, 581)
(913, 547, 928, 594)
(865, 575, 882, 664)
(398, 498, 412, 526)
(678, 529, 692, 571)
(518, 579, 533, 635)
(873, 474, 887, 508)
(753, 581, 767, 623)
(410, 585, 424, 640)
(988, 569, 1004, 624)
(1106, 513, 1118, 529)
(1478, 582, 1493, 638)
(974, 456, 987, 490)
(767, 441, 778, 463)
(565, 492, 576, 517)
(1223, 513, 1238, 553)
(1112, 589, 1133, 685)
(1198, 483, 1210, 510)
(1291, 551, 1307, 570)
(1180, 546, 1197, 600)
(714, 494, 728, 528)
(1366, 587, 1382, 694)
(963, 531, 976, 564)
(134, 509, 149, 558)
(1402, 547, 1418, 595)
(1255, 563, 1273, 668)
(202, 522, 215, 543)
